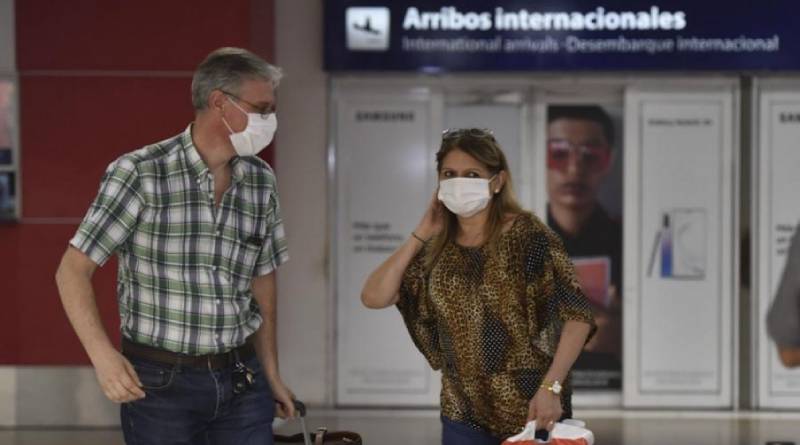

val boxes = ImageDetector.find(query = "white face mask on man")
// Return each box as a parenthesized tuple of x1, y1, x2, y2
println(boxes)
(437, 175, 497, 218)
(222, 97, 277, 157)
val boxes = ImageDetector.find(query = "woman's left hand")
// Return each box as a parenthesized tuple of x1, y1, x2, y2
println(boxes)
(527, 387, 563, 432)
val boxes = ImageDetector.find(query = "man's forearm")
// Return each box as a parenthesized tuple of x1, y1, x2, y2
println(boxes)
(55, 261, 114, 361)
(251, 273, 281, 379)
(253, 302, 281, 379)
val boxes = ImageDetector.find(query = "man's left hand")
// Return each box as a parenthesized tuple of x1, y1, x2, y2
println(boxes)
(269, 377, 297, 419)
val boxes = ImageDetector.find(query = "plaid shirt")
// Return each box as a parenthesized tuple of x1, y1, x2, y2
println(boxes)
(70, 125, 289, 355)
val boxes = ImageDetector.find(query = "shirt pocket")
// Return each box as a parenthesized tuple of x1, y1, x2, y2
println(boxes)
(229, 234, 263, 283)
(228, 191, 268, 282)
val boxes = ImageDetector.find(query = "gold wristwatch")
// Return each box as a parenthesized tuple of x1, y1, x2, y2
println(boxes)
(540, 379, 562, 395)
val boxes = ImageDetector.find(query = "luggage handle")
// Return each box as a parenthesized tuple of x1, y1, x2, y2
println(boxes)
(292, 400, 311, 445)
(275, 400, 361, 445)
(292, 399, 307, 417)
(273, 400, 311, 445)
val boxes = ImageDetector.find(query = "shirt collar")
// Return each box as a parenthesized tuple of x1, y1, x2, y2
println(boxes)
(230, 157, 246, 183)
(183, 124, 209, 180)
(183, 123, 247, 183)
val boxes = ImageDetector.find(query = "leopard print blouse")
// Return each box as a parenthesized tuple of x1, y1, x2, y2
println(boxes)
(396, 213, 596, 438)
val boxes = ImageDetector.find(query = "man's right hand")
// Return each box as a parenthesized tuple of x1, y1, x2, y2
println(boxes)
(90, 346, 146, 403)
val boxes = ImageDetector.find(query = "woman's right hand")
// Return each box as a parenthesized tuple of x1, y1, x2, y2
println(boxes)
(362, 189, 443, 309)
(414, 189, 444, 241)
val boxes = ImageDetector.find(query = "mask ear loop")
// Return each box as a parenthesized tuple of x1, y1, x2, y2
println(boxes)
(222, 116, 235, 135)
(221, 96, 247, 135)
(489, 174, 500, 194)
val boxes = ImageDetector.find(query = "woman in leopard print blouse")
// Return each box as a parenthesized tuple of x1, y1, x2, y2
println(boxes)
(361, 128, 596, 444)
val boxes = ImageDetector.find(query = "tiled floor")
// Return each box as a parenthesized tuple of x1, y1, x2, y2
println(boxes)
(1, 410, 798, 444)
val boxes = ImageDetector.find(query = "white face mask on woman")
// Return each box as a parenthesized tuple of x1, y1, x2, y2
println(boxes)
(222, 97, 277, 157)
(437, 175, 496, 218)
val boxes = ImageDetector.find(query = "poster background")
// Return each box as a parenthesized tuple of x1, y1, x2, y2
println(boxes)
(623, 84, 736, 408)
(0, 80, 15, 220)
(755, 83, 800, 408)
(545, 103, 624, 391)
(334, 89, 442, 405)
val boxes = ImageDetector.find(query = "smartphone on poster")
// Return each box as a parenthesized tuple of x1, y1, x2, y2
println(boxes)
(646, 209, 707, 280)
(572, 256, 611, 308)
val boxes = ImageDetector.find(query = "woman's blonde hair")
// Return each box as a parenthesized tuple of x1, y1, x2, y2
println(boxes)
(425, 129, 529, 271)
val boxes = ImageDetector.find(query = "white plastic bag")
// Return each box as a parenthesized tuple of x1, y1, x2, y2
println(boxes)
(502, 419, 594, 445)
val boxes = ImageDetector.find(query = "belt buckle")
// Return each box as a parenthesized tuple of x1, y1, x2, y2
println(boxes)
(206, 351, 226, 370)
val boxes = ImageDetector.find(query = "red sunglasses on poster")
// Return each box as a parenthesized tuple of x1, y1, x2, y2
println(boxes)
(547, 139, 611, 172)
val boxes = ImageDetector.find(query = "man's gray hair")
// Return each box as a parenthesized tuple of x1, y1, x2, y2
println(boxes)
(191, 47, 283, 111)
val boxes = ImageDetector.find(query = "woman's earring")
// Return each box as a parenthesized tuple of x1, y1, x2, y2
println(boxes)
(494, 189, 500, 193)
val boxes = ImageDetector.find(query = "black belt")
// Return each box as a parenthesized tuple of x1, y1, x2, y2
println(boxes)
(121, 337, 256, 369)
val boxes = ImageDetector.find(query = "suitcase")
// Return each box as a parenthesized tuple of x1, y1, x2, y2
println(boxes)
(274, 400, 363, 445)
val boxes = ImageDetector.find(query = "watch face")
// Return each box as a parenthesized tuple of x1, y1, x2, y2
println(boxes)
(552, 381, 562, 394)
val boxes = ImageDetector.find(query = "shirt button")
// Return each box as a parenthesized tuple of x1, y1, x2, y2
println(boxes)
(211, 265, 217, 271)
(216, 299, 222, 305)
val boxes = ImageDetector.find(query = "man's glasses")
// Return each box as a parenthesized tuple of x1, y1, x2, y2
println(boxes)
(221, 90, 275, 119)
(547, 139, 611, 172)
(441, 128, 495, 140)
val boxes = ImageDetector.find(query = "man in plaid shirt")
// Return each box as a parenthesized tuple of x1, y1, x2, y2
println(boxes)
(55, 47, 294, 444)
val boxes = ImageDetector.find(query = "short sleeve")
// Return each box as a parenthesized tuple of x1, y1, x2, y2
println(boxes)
(525, 226, 596, 356)
(396, 247, 443, 370)
(69, 157, 144, 266)
(768, 229, 800, 347)
(253, 189, 289, 277)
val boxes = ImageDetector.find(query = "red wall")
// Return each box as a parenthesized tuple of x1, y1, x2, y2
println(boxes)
(0, 0, 275, 364)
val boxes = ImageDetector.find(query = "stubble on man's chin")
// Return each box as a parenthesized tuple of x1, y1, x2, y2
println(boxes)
(557, 194, 600, 214)
(555, 185, 594, 208)
(557, 180, 590, 196)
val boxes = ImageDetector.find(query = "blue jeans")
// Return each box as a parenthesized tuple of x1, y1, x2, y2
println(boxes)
(442, 417, 502, 445)
(121, 354, 275, 445)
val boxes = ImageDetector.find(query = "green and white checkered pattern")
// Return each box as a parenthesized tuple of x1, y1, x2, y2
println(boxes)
(70, 125, 288, 355)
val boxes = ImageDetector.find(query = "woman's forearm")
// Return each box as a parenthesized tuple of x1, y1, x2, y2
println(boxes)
(361, 235, 425, 309)
(543, 320, 593, 383)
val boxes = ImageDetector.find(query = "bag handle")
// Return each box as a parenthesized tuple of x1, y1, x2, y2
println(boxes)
(504, 420, 551, 443)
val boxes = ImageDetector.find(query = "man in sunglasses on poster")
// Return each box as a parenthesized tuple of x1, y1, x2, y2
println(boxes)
(546, 105, 623, 391)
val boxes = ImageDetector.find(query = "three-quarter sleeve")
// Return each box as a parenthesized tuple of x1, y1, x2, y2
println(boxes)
(395, 247, 443, 370)
(547, 230, 597, 329)
(768, 229, 800, 347)
(525, 227, 596, 356)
